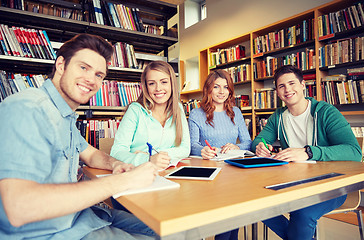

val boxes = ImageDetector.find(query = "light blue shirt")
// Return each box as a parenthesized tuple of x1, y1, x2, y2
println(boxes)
(111, 102, 190, 165)
(188, 106, 252, 156)
(0, 79, 109, 239)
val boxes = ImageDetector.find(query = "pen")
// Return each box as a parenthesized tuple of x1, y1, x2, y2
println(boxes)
(205, 140, 217, 156)
(261, 138, 272, 155)
(146, 142, 159, 156)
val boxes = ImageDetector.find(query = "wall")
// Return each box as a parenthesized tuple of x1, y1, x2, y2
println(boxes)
(179, 0, 332, 63)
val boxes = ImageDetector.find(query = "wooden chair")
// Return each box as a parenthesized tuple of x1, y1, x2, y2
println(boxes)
(315, 190, 364, 240)
(99, 138, 115, 155)
(96, 138, 115, 208)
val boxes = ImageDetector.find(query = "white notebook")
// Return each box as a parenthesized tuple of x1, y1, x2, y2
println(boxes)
(96, 174, 180, 198)
(211, 149, 255, 161)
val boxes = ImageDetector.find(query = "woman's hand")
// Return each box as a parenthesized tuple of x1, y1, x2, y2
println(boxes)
(220, 143, 239, 154)
(201, 146, 218, 160)
(149, 151, 171, 170)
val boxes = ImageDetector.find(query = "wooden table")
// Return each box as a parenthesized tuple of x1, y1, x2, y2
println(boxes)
(83, 159, 364, 240)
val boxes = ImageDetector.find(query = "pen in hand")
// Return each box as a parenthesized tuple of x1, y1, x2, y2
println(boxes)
(261, 138, 272, 155)
(146, 142, 159, 156)
(205, 140, 217, 157)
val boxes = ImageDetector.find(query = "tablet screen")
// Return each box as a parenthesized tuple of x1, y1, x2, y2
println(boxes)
(225, 157, 288, 168)
(165, 166, 221, 180)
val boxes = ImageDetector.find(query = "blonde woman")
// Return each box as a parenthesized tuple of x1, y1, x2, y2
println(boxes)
(111, 61, 190, 170)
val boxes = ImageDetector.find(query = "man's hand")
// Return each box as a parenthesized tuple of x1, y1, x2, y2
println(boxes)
(255, 142, 273, 157)
(112, 161, 134, 174)
(220, 143, 239, 154)
(149, 152, 171, 170)
(273, 148, 308, 162)
(122, 162, 158, 190)
(201, 146, 218, 160)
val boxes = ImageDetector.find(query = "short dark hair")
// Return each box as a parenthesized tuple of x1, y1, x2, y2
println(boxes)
(274, 65, 303, 87)
(49, 33, 113, 78)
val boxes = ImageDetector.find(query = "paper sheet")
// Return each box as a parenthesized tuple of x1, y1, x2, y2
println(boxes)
(211, 149, 256, 161)
(96, 174, 180, 197)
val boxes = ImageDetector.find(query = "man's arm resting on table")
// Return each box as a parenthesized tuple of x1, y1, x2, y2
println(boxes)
(0, 146, 157, 227)
(0, 176, 117, 227)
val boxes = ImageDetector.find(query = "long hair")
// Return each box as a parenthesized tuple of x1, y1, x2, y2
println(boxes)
(49, 33, 113, 79)
(200, 69, 236, 127)
(137, 61, 183, 146)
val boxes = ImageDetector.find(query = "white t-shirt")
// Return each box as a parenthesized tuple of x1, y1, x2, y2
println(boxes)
(282, 100, 313, 148)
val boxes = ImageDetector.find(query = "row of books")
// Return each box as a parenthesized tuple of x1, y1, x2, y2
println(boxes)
(244, 118, 252, 136)
(76, 119, 121, 149)
(24, 0, 83, 21)
(304, 82, 317, 100)
(235, 95, 250, 110)
(88, 0, 164, 35)
(88, 0, 148, 33)
(318, 2, 364, 38)
(254, 88, 284, 109)
(183, 99, 200, 116)
(352, 127, 364, 137)
(256, 117, 268, 134)
(225, 64, 251, 83)
(90, 81, 142, 107)
(144, 24, 163, 35)
(110, 42, 138, 69)
(253, 48, 315, 79)
(303, 73, 317, 99)
(0, 70, 46, 102)
(321, 72, 364, 105)
(253, 18, 315, 55)
(183, 95, 250, 116)
(209, 45, 246, 67)
(2, 0, 163, 36)
(0, 24, 56, 60)
(318, 36, 364, 67)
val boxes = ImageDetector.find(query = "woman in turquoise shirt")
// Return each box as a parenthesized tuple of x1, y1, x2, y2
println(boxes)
(110, 61, 190, 170)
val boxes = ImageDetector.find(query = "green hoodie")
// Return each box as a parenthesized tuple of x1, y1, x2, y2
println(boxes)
(251, 97, 362, 161)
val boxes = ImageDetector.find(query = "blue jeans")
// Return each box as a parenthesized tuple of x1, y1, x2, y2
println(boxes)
(82, 207, 156, 240)
(215, 228, 239, 240)
(263, 195, 347, 240)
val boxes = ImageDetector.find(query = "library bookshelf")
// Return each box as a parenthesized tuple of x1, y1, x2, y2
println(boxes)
(0, 0, 178, 148)
(184, 0, 364, 138)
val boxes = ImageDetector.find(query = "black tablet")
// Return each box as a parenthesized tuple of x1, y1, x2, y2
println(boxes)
(224, 157, 288, 168)
(165, 166, 221, 180)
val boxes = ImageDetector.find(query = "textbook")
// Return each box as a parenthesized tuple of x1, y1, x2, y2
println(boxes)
(211, 149, 255, 161)
(96, 174, 180, 197)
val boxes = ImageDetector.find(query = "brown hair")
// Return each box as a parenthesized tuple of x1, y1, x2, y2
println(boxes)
(274, 65, 304, 87)
(200, 69, 236, 127)
(137, 61, 183, 146)
(49, 33, 113, 78)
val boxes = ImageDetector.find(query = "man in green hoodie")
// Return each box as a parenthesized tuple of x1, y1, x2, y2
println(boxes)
(252, 65, 362, 240)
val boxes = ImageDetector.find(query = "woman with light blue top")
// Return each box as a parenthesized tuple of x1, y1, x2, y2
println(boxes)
(110, 61, 190, 211)
(188, 69, 252, 240)
(189, 69, 252, 160)
(110, 61, 190, 169)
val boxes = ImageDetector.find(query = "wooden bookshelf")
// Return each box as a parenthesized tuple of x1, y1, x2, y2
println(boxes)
(194, 0, 364, 138)
(0, 1, 178, 117)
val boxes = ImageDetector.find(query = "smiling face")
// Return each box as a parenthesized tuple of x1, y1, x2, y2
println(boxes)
(146, 69, 172, 108)
(53, 48, 107, 111)
(211, 77, 229, 108)
(276, 72, 306, 109)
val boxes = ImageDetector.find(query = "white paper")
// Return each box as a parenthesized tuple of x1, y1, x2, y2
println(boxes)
(96, 174, 180, 197)
(211, 149, 256, 161)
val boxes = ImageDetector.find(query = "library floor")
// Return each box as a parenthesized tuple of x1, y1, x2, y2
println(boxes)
(205, 207, 364, 240)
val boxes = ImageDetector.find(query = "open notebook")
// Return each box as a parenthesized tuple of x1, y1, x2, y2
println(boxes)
(211, 149, 256, 161)
(96, 174, 180, 197)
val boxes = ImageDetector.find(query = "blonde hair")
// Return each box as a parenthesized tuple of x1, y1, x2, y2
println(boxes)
(137, 61, 183, 146)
